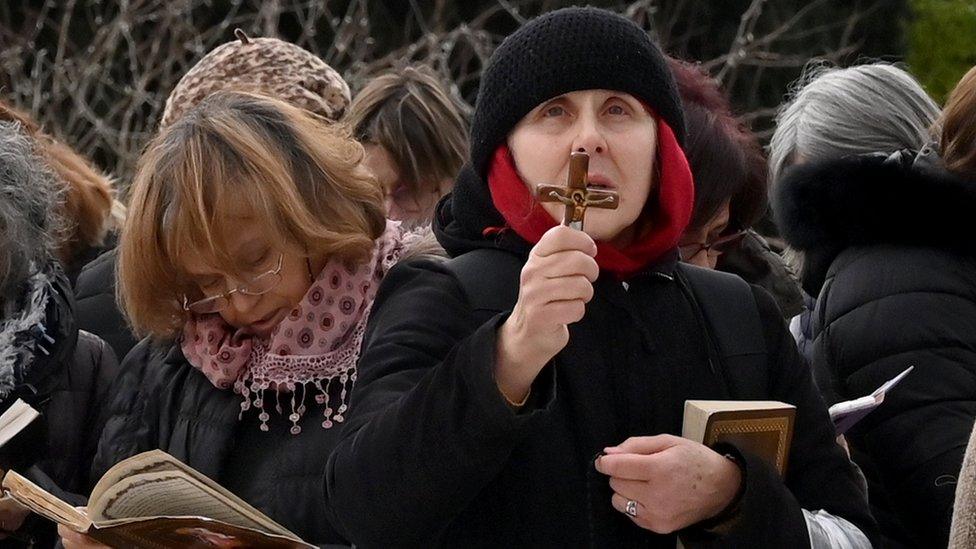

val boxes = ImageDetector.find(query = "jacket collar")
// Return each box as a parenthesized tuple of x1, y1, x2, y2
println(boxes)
(773, 148, 976, 294)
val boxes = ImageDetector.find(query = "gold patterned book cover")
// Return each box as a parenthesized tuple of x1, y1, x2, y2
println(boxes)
(682, 400, 796, 477)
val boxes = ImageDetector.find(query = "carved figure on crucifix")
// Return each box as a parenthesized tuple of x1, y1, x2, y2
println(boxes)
(536, 152, 619, 231)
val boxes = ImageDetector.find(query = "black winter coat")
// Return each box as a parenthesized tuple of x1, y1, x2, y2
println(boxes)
(73, 249, 138, 361)
(0, 269, 120, 548)
(774, 149, 976, 548)
(324, 167, 878, 548)
(91, 340, 350, 547)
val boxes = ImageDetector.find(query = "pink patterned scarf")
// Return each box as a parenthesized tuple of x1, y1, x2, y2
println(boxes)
(181, 221, 406, 434)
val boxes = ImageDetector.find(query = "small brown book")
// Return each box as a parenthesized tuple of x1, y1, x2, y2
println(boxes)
(681, 400, 796, 476)
(2, 449, 314, 548)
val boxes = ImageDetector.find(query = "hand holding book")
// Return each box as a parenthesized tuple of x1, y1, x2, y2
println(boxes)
(594, 434, 742, 533)
(0, 495, 31, 543)
(58, 510, 109, 549)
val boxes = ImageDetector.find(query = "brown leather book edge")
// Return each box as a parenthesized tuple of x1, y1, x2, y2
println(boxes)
(704, 408, 796, 476)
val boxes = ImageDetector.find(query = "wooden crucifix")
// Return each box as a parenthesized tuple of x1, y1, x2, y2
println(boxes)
(536, 152, 619, 230)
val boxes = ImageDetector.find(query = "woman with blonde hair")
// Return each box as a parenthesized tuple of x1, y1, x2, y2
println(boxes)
(940, 65, 976, 180)
(59, 91, 436, 548)
(73, 30, 353, 361)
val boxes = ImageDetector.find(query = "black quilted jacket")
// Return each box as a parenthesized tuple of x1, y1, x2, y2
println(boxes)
(775, 148, 976, 548)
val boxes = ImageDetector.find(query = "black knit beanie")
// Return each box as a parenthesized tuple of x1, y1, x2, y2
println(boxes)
(469, 6, 685, 177)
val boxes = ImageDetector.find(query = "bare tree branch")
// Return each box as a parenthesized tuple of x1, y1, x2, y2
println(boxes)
(0, 0, 895, 185)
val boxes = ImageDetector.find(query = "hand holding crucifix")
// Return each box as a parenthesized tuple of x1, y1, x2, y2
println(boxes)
(495, 152, 613, 408)
(537, 152, 619, 231)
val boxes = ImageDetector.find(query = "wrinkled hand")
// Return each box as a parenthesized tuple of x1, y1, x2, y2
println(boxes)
(595, 435, 742, 534)
(0, 497, 30, 538)
(58, 508, 109, 549)
(495, 225, 599, 402)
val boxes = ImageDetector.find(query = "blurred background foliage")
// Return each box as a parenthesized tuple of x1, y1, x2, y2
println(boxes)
(906, 0, 976, 102)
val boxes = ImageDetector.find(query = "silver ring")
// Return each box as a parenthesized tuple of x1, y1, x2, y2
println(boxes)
(625, 499, 638, 517)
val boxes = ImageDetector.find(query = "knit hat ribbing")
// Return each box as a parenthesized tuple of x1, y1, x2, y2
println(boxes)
(161, 30, 350, 128)
(469, 7, 685, 176)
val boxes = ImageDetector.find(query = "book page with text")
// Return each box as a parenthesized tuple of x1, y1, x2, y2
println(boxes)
(90, 471, 273, 531)
(89, 450, 293, 537)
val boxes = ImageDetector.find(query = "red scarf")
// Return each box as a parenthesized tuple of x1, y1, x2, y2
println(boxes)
(487, 118, 694, 279)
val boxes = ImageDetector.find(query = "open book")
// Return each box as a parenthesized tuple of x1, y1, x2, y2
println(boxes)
(829, 366, 914, 435)
(2, 450, 314, 548)
(682, 400, 796, 476)
(0, 399, 39, 449)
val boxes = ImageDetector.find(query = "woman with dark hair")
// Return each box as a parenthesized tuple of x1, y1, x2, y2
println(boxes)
(325, 8, 875, 547)
(0, 121, 119, 547)
(669, 58, 802, 318)
(348, 65, 469, 228)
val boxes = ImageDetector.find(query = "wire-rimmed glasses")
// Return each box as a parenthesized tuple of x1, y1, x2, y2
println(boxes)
(182, 254, 284, 314)
(678, 230, 746, 262)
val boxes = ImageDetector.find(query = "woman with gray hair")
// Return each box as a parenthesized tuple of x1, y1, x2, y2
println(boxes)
(0, 121, 119, 546)
(772, 62, 974, 548)
(770, 63, 940, 360)
(768, 62, 940, 188)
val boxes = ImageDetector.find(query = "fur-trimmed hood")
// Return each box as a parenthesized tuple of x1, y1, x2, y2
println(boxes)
(0, 264, 77, 402)
(773, 147, 976, 295)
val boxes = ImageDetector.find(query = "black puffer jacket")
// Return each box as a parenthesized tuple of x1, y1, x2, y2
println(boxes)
(0, 268, 120, 547)
(775, 148, 976, 548)
(90, 339, 351, 547)
(73, 249, 138, 360)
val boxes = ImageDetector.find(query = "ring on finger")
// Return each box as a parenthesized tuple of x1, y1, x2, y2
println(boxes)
(625, 499, 639, 518)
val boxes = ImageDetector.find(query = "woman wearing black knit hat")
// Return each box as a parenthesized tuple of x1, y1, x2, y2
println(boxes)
(326, 8, 876, 547)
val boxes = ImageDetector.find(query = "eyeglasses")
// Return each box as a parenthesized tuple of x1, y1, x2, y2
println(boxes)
(182, 254, 284, 314)
(679, 230, 746, 262)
